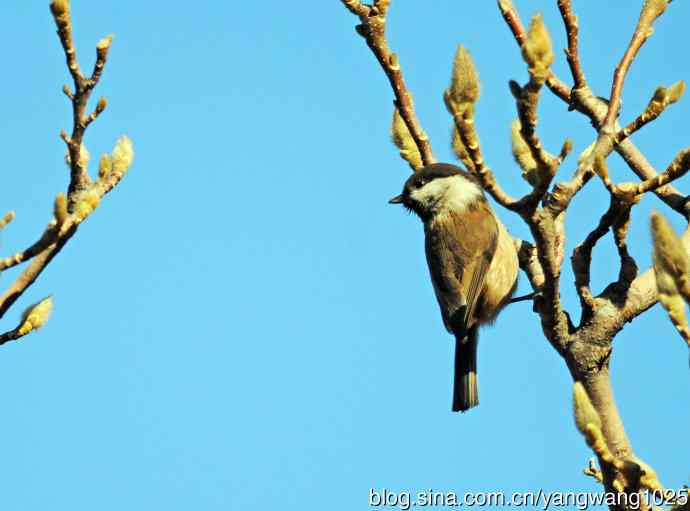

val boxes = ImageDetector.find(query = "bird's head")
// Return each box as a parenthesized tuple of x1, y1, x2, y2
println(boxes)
(389, 163, 484, 220)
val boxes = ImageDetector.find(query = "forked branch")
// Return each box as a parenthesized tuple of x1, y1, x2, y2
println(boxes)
(0, 0, 135, 346)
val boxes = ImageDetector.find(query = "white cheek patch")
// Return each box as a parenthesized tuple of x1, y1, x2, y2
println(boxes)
(410, 176, 482, 213)
(409, 178, 447, 205)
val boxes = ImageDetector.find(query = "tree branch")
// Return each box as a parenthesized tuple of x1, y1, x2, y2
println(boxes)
(0, 1, 135, 345)
(603, 0, 670, 130)
(557, 0, 587, 91)
(51, 0, 113, 197)
(341, 0, 435, 168)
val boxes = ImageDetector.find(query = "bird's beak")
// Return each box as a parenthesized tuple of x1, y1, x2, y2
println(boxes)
(388, 194, 404, 205)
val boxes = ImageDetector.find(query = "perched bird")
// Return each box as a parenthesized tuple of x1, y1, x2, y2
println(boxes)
(389, 163, 518, 412)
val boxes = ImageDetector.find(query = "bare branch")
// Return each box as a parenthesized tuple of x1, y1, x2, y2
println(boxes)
(614, 81, 685, 145)
(50, 0, 83, 83)
(557, 0, 587, 91)
(51, 0, 114, 197)
(634, 147, 690, 195)
(497, 0, 526, 49)
(341, 0, 435, 168)
(604, 0, 671, 129)
(509, 79, 568, 210)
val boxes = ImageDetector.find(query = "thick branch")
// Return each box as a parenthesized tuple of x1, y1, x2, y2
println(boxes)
(528, 210, 571, 353)
(580, 369, 632, 462)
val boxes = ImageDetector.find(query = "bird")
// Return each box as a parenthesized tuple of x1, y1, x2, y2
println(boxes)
(389, 163, 519, 412)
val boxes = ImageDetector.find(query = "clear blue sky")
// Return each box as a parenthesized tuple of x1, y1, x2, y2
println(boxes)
(0, 1, 687, 510)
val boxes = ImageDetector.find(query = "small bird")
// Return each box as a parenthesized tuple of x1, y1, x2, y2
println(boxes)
(389, 163, 518, 412)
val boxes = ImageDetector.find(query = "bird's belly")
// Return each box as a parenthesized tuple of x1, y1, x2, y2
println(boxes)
(479, 223, 518, 323)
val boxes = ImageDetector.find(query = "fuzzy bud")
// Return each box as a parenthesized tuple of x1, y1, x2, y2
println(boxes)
(573, 382, 602, 436)
(651, 211, 690, 297)
(18, 297, 54, 336)
(391, 108, 423, 171)
(667, 80, 686, 105)
(451, 129, 472, 171)
(447, 45, 481, 109)
(96, 97, 107, 114)
(73, 189, 101, 222)
(65, 144, 90, 169)
(510, 119, 539, 185)
(54, 193, 68, 225)
(522, 14, 554, 81)
(559, 139, 573, 161)
(111, 136, 134, 177)
(0, 211, 15, 229)
(97, 35, 114, 51)
(98, 154, 113, 180)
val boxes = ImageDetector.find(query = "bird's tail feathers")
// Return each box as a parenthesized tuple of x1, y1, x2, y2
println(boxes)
(453, 326, 479, 412)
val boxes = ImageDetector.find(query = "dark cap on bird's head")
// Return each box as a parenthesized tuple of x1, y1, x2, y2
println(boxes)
(388, 163, 483, 219)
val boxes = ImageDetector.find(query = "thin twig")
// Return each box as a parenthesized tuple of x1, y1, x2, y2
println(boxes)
(341, 0, 435, 167)
(450, 111, 518, 210)
(603, 0, 671, 129)
(557, 0, 587, 91)
(614, 82, 685, 146)
(0, 328, 22, 347)
(52, 1, 113, 197)
(509, 80, 565, 210)
(634, 147, 690, 195)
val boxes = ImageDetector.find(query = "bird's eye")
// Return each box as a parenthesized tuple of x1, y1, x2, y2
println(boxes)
(416, 180, 425, 188)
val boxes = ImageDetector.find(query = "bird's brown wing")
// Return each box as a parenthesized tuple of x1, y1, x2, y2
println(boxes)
(425, 206, 498, 336)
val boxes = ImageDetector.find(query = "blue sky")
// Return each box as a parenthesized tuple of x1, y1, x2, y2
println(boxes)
(0, 1, 688, 510)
